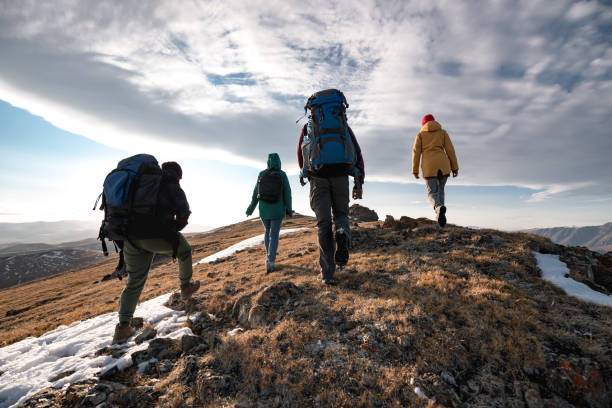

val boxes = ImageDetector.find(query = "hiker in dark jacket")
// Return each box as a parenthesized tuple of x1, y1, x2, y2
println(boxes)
(246, 153, 293, 273)
(113, 161, 200, 344)
(297, 123, 365, 285)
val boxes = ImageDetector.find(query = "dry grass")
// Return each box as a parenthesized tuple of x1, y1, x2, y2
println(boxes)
(4, 216, 612, 407)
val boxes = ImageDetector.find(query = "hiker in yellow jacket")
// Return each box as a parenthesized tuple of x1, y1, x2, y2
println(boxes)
(412, 114, 459, 227)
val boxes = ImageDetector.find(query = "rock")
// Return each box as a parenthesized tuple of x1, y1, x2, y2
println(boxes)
(382, 215, 417, 230)
(134, 326, 157, 344)
(349, 204, 379, 222)
(131, 338, 181, 366)
(524, 387, 543, 408)
(180, 334, 202, 353)
(95, 346, 128, 359)
(164, 292, 187, 311)
(441, 371, 456, 386)
(191, 312, 216, 336)
(197, 369, 232, 403)
(49, 370, 75, 382)
(232, 281, 301, 328)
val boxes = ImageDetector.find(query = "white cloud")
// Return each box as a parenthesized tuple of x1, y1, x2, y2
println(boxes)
(0, 0, 611, 198)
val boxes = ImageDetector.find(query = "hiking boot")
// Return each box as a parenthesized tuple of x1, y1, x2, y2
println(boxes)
(180, 280, 201, 300)
(334, 228, 349, 267)
(266, 261, 275, 274)
(317, 274, 338, 286)
(437, 206, 447, 227)
(112, 323, 135, 344)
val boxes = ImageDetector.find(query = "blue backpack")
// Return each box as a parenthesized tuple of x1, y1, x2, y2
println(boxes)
(93, 154, 163, 277)
(300, 89, 357, 178)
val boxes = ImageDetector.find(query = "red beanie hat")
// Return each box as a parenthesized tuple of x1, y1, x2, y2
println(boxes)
(422, 114, 435, 126)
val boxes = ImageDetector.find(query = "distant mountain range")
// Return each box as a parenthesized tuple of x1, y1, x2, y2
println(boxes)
(526, 222, 612, 252)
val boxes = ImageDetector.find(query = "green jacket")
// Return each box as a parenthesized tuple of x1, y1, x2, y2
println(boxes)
(246, 153, 293, 220)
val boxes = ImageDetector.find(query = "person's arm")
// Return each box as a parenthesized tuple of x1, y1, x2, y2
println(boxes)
(282, 171, 292, 216)
(297, 125, 306, 170)
(175, 186, 191, 231)
(443, 130, 459, 175)
(348, 127, 365, 182)
(246, 177, 259, 216)
(412, 133, 422, 178)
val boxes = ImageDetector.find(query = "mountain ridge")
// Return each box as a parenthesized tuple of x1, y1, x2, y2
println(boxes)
(526, 222, 612, 252)
(1, 214, 610, 407)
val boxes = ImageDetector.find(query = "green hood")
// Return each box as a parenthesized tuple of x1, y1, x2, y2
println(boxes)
(267, 153, 281, 170)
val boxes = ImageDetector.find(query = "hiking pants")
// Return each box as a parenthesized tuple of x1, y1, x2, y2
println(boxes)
(310, 176, 350, 280)
(426, 176, 448, 212)
(262, 218, 283, 263)
(118, 233, 192, 324)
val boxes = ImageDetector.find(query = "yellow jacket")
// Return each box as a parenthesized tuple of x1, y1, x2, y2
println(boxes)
(412, 120, 458, 178)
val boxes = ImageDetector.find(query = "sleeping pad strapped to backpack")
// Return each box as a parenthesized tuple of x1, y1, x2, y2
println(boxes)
(301, 89, 357, 178)
(93, 154, 163, 279)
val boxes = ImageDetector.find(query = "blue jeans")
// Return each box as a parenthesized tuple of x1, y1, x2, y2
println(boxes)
(262, 218, 283, 263)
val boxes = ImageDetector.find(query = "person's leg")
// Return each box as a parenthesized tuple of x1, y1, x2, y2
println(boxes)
(262, 218, 271, 257)
(267, 218, 283, 264)
(310, 177, 334, 280)
(438, 176, 448, 226)
(439, 176, 448, 207)
(425, 178, 442, 211)
(136, 236, 198, 299)
(119, 240, 155, 324)
(330, 176, 350, 267)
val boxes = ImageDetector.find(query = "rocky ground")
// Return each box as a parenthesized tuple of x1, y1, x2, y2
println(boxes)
(14, 213, 612, 407)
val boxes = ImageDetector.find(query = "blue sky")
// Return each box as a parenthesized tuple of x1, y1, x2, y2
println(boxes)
(0, 0, 611, 231)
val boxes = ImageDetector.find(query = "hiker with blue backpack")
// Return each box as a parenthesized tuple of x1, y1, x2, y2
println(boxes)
(246, 153, 293, 273)
(298, 89, 365, 285)
(95, 155, 200, 344)
(412, 114, 459, 227)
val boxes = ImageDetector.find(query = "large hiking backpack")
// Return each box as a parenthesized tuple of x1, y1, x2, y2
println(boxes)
(93, 154, 163, 279)
(301, 89, 357, 177)
(257, 169, 283, 202)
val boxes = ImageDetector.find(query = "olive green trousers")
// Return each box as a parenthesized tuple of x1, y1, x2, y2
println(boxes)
(118, 234, 192, 324)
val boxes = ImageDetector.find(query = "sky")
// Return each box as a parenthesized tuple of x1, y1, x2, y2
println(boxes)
(0, 0, 611, 231)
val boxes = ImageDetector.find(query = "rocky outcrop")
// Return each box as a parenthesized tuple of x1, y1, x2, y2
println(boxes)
(560, 246, 612, 294)
(382, 215, 417, 230)
(349, 204, 379, 222)
(232, 281, 302, 328)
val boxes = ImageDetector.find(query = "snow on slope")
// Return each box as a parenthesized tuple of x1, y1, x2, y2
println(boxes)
(535, 252, 612, 307)
(0, 227, 307, 408)
(194, 228, 306, 265)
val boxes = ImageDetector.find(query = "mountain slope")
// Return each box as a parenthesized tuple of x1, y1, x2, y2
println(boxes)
(527, 222, 612, 252)
(1, 215, 611, 407)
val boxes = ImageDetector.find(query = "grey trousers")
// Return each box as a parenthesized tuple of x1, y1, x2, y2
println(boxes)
(310, 176, 350, 279)
(426, 176, 448, 211)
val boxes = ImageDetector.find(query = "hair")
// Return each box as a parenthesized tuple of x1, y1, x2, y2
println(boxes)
(161, 161, 182, 179)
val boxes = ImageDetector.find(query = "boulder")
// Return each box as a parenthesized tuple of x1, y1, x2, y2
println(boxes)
(383, 215, 417, 230)
(232, 281, 301, 328)
(131, 338, 181, 366)
(349, 204, 379, 222)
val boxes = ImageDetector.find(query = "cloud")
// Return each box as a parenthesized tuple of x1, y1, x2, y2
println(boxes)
(0, 0, 611, 197)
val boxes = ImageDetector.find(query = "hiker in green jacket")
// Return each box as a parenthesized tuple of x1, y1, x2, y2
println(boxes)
(246, 153, 293, 273)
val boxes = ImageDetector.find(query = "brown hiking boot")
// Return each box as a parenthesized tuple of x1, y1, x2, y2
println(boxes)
(181, 280, 201, 299)
(112, 323, 136, 344)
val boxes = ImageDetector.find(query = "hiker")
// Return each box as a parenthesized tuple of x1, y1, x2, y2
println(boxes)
(412, 114, 459, 227)
(112, 161, 200, 344)
(298, 89, 365, 285)
(246, 153, 293, 273)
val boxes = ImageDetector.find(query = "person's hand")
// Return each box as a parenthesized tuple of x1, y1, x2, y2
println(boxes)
(352, 183, 363, 200)
(452, 170, 458, 177)
(246, 210, 252, 217)
(413, 173, 420, 179)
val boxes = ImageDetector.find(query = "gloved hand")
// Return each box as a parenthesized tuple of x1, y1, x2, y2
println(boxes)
(352, 181, 363, 200)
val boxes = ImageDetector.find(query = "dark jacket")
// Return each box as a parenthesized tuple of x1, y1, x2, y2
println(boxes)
(247, 153, 292, 220)
(296, 124, 365, 181)
(157, 168, 191, 232)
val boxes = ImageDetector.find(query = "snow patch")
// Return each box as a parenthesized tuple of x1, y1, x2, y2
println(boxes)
(0, 293, 193, 408)
(194, 228, 307, 265)
(534, 252, 612, 307)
